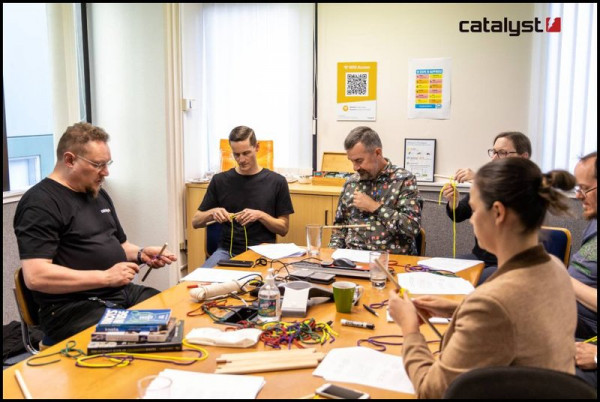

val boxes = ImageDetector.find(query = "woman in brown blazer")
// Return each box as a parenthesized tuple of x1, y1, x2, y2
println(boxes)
(388, 158, 577, 399)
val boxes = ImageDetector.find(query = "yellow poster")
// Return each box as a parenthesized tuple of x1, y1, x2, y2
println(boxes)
(337, 62, 377, 121)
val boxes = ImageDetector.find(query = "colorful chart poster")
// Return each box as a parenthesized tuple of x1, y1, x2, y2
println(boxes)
(407, 58, 451, 119)
(337, 62, 377, 121)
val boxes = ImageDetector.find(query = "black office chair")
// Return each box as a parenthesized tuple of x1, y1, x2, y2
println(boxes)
(540, 226, 572, 266)
(205, 222, 223, 258)
(443, 366, 597, 399)
(13, 268, 42, 354)
(416, 227, 426, 256)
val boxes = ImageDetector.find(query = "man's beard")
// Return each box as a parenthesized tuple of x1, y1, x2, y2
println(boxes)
(85, 184, 101, 198)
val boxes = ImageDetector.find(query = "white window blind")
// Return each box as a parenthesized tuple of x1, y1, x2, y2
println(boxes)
(182, 3, 314, 179)
(533, 3, 597, 172)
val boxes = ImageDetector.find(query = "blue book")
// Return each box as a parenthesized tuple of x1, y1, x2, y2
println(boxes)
(95, 308, 172, 332)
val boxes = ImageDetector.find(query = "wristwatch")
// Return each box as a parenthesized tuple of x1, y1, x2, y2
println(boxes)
(137, 248, 145, 264)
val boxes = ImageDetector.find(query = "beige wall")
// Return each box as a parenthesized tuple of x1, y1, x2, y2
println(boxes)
(317, 3, 535, 177)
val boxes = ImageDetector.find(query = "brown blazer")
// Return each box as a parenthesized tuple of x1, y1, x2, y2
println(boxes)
(402, 245, 577, 399)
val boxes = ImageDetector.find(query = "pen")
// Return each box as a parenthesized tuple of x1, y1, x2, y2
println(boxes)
(375, 259, 444, 340)
(142, 242, 168, 282)
(363, 304, 379, 317)
(341, 319, 375, 330)
(187, 284, 199, 289)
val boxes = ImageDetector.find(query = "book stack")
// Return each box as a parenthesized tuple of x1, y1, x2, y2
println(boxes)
(87, 308, 184, 355)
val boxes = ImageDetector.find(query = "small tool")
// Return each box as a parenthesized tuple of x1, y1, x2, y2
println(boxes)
(363, 303, 379, 317)
(141, 242, 168, 282)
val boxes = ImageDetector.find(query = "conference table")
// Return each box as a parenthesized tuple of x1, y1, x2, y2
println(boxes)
(3, 248, 482, 399)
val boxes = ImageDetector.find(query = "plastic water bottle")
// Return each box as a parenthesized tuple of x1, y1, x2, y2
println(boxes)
(257, 268, 281, 322)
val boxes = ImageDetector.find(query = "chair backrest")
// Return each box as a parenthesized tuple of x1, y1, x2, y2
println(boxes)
(540, 226, 572, 266)
(205, 223, 224, 258)
(13, 267, 41, 354)
(220, 139, 274, 172)
(14, 268, 39, 327)
(443, 366, 597, 399)
(416, 227, 426, 256)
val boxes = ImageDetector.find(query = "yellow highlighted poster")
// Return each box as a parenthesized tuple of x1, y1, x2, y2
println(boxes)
(408, 58, 451, 119)
(337, 62, 377, 121)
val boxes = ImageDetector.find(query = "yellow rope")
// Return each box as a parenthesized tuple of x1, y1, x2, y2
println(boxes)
(75, 344, 209, 368)
(438, 179, 458, 258)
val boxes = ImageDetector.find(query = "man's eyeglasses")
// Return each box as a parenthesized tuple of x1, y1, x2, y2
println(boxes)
(76, 154, 113, 171)
(487, 149, 519, 158)
(574, 185, 597, 198)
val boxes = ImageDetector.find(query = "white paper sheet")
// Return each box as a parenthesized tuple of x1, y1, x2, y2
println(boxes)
(331, 249, 372, 263)
(153, 368, 265, 399)
(180, 268, 260, 283)
(248, 243, 307, 260)
(396, 272, 475, 295)
(313, 347, 415, 394)
(417, 257, 482, 273)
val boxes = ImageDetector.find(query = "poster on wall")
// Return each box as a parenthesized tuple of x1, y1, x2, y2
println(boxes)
(407, 58, 451, 119)
(404, 139, 436, 182)
(337, 62, 377, 121)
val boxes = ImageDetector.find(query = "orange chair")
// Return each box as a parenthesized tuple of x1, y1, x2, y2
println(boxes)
(220, 139, 273, 172)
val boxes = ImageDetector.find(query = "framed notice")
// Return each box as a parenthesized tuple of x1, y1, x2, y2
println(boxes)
(404, 139, 436, 182)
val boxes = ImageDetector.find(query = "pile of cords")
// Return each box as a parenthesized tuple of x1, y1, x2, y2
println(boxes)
(259, 319, 338, 349)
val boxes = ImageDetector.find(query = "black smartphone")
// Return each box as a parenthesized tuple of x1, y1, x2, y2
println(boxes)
(315, 383, 370, 399)
(217, 307, 258, 325)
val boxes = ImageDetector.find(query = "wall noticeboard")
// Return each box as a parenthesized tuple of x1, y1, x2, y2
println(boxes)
(404, 139, 436, 182)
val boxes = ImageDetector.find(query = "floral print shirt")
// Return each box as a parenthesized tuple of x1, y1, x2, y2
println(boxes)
(329, 159, 422, 255)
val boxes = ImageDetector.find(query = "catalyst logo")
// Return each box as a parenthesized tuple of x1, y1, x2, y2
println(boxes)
(459, 17, 561, 36)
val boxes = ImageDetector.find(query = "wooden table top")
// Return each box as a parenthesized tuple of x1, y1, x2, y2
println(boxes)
(3, 249, 482, 399)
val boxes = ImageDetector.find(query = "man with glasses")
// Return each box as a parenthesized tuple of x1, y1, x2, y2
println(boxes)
(441, 131, 531, 285)
(569, 151, 597, 388)
(13, 122, 177, 345)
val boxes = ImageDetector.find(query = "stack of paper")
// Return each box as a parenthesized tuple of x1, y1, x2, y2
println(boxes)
(396, 272, 475, 295)
(417, 257, 483, 273)
(248, 243, 306, 259)
(331, 249, 371, 263)
(180, 269, 260, 283)
(148, 369, 265, 399)
(313, 347, 415, 394)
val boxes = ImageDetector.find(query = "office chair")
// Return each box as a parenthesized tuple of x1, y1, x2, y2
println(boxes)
(13, 268, 42, 354)
(416, 227, 426, 256)
(443, 366, 597, 399)
(540, 226, 572, 266)
(219, 139, 274, 171)
(205, 222, 224, 258)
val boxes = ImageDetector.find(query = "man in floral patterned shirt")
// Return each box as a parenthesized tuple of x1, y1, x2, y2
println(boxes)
(329, 126, 422, 255)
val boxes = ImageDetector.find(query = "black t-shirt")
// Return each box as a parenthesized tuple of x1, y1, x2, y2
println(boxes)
(199, 168, 294, 255)
(13, 178, 128, 304)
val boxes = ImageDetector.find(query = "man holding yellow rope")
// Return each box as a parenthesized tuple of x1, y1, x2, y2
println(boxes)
(441, 132, 532, 285)
(192, 126, 294, 267)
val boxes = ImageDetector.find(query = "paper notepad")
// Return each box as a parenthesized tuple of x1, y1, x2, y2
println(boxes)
(396, 272, 475, 295)
(331, 249, 372, 263)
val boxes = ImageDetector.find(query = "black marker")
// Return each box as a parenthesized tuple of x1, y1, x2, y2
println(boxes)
(341, 319, 375, 330)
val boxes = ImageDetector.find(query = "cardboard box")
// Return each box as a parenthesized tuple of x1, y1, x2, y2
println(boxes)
(312, 152, 354, 186)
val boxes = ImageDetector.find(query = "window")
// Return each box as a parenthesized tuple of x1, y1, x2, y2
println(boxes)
(2, 3, 90, 193)
(181, 3, 315, 179)
(533, 3, 597, 172)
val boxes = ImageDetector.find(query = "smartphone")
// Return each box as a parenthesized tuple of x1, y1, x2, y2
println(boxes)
(216, 307, 258, 325)
(315, 384, 370, 399)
